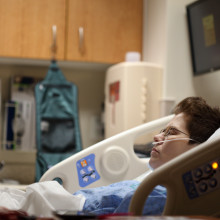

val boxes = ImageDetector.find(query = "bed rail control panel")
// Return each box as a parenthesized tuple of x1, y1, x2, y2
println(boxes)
(183, 158, 220, 199)
(76, 154, 100, 187)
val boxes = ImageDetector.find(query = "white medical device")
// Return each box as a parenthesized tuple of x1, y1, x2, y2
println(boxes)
(40, 115, 172, 193)
(104, 62, 163, 141)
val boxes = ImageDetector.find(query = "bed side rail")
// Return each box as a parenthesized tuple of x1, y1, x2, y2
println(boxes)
(40, 115, 173, 194)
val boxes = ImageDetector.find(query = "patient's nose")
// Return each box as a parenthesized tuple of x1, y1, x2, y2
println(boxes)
(154, 132, 165, 142)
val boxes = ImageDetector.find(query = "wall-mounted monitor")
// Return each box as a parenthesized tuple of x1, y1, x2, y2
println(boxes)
(186, 0, 220, 75)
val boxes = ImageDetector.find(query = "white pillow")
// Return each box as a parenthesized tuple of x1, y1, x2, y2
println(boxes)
(207, 128, 220, 142)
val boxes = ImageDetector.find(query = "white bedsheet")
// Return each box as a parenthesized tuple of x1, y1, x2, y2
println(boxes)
(0, 181, 85, 217)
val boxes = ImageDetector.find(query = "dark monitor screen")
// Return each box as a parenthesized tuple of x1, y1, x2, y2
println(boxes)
(186, 0, 220, 75)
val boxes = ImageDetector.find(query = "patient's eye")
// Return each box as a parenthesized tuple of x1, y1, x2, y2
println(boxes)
(160, 128, 166, 133)
(160, 127, 180, 137)
(167, 127, 179, 136)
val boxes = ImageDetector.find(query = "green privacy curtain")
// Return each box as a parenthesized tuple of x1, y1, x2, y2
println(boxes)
(35, 60, 82, 181)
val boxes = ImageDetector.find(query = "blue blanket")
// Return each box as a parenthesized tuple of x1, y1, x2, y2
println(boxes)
(73, 180, 166, 215)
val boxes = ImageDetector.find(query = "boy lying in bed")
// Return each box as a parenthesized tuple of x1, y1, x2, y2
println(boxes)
(74, 96, 220, 215)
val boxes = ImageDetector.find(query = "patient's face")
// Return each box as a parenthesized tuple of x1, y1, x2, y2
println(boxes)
(149, 113, 196, 169)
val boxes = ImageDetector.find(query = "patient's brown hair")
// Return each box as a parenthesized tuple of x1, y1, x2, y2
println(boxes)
(173, 97, 220, 144)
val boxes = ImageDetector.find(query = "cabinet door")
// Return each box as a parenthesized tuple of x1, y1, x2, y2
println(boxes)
(0, 0, 66, 60)
(66, 0, 143, 63)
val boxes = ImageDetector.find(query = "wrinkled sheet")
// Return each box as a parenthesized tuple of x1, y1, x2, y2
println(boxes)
(0, 181, 85, 217)
(74, 171, 167, 215)
(0, 171, 167, 217)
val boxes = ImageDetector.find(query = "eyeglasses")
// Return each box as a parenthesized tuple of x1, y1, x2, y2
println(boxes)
(159, 126, 200, 144)
(160, 126, 189, 138)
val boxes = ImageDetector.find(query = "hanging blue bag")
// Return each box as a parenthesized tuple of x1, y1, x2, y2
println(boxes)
(35, 61, 82, 181)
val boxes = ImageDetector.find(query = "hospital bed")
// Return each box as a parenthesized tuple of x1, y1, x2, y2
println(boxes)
(40, 115, 220, 217)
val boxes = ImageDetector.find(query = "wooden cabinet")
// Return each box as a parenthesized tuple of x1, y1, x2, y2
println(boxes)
(0, 0, 66, 60)
(0, 0, 142, 63)
(66, 0, 143, 63)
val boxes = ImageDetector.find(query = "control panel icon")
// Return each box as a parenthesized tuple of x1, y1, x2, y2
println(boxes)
(76, 154, 100, 187)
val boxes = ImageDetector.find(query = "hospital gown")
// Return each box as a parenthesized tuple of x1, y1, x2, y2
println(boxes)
(73, 180, 166, 215)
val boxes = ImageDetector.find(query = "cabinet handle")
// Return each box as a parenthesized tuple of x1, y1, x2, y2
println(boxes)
(78, 27, 84, 54)
(51, 25, 57, 60)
